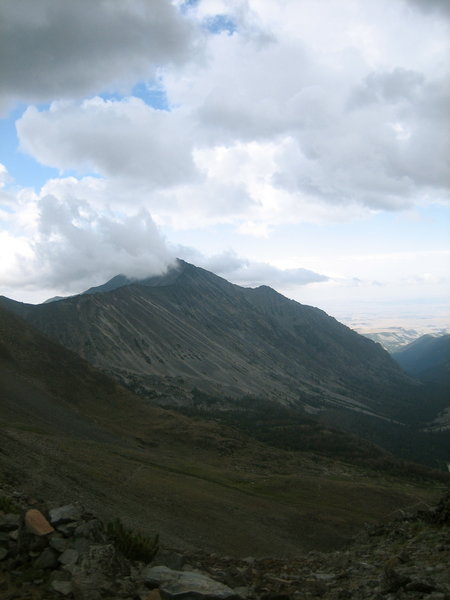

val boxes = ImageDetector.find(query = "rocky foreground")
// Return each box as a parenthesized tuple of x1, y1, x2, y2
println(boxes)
(0, 484, 449, 600)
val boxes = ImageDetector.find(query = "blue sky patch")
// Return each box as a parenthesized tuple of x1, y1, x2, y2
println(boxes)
(203, 14, 237, 35)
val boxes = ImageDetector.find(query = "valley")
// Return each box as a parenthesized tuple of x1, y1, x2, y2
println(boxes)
(0, 299, 448, 560)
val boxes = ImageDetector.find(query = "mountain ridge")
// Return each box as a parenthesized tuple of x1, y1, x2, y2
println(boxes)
(0, 260, 414, 416)
(2, 260, 447, 465)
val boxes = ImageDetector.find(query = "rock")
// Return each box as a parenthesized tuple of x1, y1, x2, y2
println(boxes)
(146, 590, 162, 600)
(0, 513, 20, 531)
(73, 536, 92, 554)
(74, 519, 105, 543)
(35, 547, 59, 570)
(142, 565, 239, 599)
(25, 509, 55, 536)
(49, 533, 70, 553)
(0, 547, 8, 560)
(79, 543, 129, 577)
(59, 548, 80, 567)
(57, 521, 80, 536)
(405, 579, 437, 593)
(51, 580, 74, 596)
(380, 564, 411, 593)
(49, 504, 83, 525)
(0, 531, 9, 543)
(9, 529, 19, 541)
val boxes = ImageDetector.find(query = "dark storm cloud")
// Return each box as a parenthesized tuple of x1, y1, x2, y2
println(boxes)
(406, 0, 450, 17)
(0, 0, 196, 113)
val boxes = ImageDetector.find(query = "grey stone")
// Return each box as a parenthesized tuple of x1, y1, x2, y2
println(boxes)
(79, 543, 129, 578)
(73, 536, 92, 554)
(405, 579, 436, 593)
(9, 529, 19, 541)
(0, 513, 20, 531)
(142, 565, 239, 599)
(35, 547, 59, 570)
(49, 533, 70, 553)
(74, 519, 105, 543)
(49, 504, 83, 525)
(51, 580, 74, 596)
(59, 548, 80, 566)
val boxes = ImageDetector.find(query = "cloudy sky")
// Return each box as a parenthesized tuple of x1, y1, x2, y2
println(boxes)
(0, 0, 449, 332)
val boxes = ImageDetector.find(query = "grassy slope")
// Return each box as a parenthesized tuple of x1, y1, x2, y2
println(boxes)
(0, 305, 447, 557)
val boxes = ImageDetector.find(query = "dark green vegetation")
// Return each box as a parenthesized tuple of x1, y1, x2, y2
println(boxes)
(0, 304, 448, 557)
(180, 390, 450, 473)
(107, 518, 159, 563)
(1, 260, 448, 468)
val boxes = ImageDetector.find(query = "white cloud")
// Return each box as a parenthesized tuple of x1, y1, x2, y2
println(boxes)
(17, 97, 197, 189)
(1, 0, 449, 319)
(14, 0, 449, 233)
(0, 169, 176, 293)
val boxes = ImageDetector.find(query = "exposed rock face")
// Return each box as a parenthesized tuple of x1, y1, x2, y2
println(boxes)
(0, 485, 449, 600)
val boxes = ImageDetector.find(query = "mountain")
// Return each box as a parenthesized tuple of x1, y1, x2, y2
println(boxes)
(392, 334, 450, 384)
(391, 334, 450, 434)
(1, 260, 447, 463)
(360, 327, 450, 353)
(0, 260, 414, 411)
(2, 303, 447, 558)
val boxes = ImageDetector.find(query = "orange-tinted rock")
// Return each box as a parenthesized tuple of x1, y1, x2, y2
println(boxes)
(25, 509, 55, 536)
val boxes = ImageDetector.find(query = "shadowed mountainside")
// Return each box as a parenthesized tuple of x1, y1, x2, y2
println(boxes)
(392, 334, 450, 384)
(0, 304, 448, 557)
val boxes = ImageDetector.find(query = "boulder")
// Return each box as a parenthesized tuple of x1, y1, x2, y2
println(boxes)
(0, 513, 20, 532)
(49, 504, 83, 525)
(35, 547, 59, 570)
(143, 565, 240, 599)
(25, 509, 55, 536)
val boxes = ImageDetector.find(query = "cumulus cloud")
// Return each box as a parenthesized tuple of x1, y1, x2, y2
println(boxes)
(0, 0, 196, 113)
(14, 0, 449, 228)
(1, 0, 449, 305)
(1, 184, 176, 293)
(17, 97, 197, 188)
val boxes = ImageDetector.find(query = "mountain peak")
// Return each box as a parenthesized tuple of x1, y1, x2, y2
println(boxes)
(79, 259, 238, 297)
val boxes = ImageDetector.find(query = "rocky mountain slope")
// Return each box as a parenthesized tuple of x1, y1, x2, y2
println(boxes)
(0, 260, 427, 428)
(1, 303, 447, 560)
(1, 482, 449, 600)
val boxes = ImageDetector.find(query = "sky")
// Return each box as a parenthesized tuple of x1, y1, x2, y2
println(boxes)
(0, 0, 449, 333)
